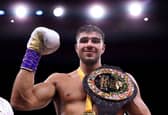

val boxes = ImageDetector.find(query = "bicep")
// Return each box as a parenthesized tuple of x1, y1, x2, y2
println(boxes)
(29, 73, 59, 109)
(20, 76, 56, 110)
(32, 81, 56, 107)
(11, 71, 58, 110)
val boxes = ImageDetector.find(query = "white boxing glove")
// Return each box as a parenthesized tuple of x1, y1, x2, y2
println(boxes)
(0, 97, 14, 115)
(27, 26, 60, 55)
(21, 27, 60, 71)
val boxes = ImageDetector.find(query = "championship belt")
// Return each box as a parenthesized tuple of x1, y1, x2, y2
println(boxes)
(83, 65, 137, 115)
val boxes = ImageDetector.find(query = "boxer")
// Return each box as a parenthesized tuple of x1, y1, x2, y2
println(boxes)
(10, 25, 151, 115)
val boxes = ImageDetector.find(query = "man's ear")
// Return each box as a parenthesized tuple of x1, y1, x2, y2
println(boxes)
(102, 43, 106, 54)
(74, 44, 77, 53)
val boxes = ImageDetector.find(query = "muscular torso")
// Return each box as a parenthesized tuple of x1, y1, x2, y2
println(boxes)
(51, 70, 125, 115)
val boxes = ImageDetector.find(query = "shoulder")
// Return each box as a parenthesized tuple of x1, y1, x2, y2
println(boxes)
(44, 69, 78, 82)
(68, 69, 78, 78)
(49, 72, 68, 78)
(44, 72, 69, 83)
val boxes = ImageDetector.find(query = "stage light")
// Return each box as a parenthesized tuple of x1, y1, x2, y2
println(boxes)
(127, 1, 143, 17)
(0, 10, 5, 15)
(35, 10, 43, 16)
(10, 19, 15, 23)
(53, 6, 65, 17)
(144, 17, 149, 22)
(12, 3, 29, 19)
(87, 4, 106, 20)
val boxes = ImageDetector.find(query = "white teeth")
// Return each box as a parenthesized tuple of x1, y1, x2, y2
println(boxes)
(84, 51, 94, 52)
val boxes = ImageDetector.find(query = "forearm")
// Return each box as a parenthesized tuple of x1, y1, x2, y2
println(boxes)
(126, 97, 151, 115)
(14, 69, 35, 95)
(10, 69, 36, 109)
(125, 73, 151, 115)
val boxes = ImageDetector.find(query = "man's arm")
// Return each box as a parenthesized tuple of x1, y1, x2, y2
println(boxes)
(10, 27, 60, 111)
(124, 73, 151, 115)
(10, 69, 56, 110)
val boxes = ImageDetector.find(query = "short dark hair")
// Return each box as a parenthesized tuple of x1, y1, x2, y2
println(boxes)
(76, 25, 105, 42)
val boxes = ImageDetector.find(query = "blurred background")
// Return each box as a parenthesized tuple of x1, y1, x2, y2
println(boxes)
(0, 0, 167, 115)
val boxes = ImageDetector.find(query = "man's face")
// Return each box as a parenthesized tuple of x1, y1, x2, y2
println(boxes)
(75, 32, 105, 65)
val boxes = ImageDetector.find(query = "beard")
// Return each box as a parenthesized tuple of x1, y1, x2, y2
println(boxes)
(77, 46, 102, 66)
(80, 55, 99, 66)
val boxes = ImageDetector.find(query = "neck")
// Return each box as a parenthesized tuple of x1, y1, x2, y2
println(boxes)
(79, 60, 102, 75)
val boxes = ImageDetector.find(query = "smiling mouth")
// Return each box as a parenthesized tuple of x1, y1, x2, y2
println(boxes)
(83, 51, 96, 54)
(83, 51, 96, 57)
(83, 49, 96, 52)
(84, 50, 94, 52)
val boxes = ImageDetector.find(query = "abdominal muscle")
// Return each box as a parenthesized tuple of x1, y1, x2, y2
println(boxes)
(58, 101, 125, 115)
(54, 100, 126, 115)
(56, 101, 86, 115)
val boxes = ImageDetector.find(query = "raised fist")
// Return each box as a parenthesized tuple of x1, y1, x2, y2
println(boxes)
(21, 27, 60, 71)
(27, 27, 60, 55)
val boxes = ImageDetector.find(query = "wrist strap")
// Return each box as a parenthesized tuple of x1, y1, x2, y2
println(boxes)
(21, 48, 41, 72)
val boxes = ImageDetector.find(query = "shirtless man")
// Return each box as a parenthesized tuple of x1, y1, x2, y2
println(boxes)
(10, 25, 151, 115)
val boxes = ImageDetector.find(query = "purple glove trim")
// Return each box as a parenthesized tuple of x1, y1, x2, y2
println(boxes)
(21, 49, 41, 71)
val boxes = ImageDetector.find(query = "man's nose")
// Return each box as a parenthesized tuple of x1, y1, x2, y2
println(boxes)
(86, 39, 94, 45)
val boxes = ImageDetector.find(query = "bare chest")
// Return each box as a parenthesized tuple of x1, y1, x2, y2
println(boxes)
(56, 77, 86, 102)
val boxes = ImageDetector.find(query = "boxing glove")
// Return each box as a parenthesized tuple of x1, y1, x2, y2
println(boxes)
(21, 27, 60, 71)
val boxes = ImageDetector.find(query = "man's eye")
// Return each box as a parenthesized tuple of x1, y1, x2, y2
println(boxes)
(92, 37, 101, 43)
(79, 37, 101, 43)
(79, 37, 88, 43)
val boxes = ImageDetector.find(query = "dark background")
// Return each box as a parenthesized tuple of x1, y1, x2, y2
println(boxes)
(0, 0, 167, 115)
